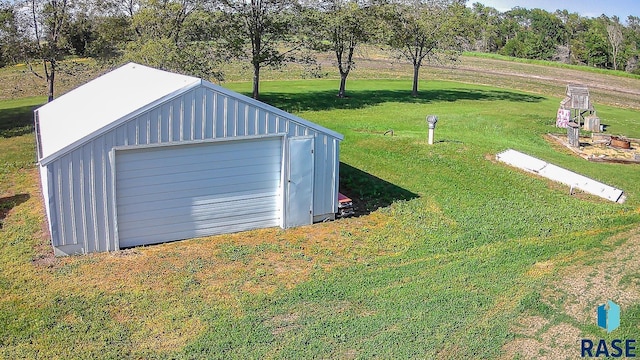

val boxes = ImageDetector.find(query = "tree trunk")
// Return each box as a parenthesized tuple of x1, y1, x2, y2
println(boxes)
(338, 73, 347, 98)
(252, 62, 260, 100)
(412, 63, 420, 97)
(47, 62, 55, 102)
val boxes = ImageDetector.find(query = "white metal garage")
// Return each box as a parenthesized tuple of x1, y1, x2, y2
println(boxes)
(35, 63, 342, 256)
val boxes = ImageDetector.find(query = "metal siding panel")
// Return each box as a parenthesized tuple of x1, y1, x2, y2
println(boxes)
(89, 138, 106, 251)
(181, 95, 191, 141)
(313, 134, 328, 214)
(216, 94, 225, 138)
(268, 114, 277, 134)
(58, 157, 71, 245)
(148, 109, 159, 144)
(243, 104, 251, 135)
(247, 107, 257, 135)
(105, 133, 117, 249)
(115, 125, 126, 146)
(86, 141, 100, 251)
(189, 93, 196, 140)
(227, 98, 236, 137)
(205, 91, 214, 139)
(86, 145, 98, 252)
(194, 88, 204, 140)
(127, 121, 137, 145)
(172, 98, 182, 142)
(45, 164, 61, 247)
(115, 137, 283, 247)
(279, 118, 286, 133)
(287, 124, 296, 137)
(258, 110, 267, 134)
(52, 161, 67, 246)
(236, 102, 246, 136)
(136, 114, 148, 145)
(79, 146, 91, 252)
(182, 94, 192, 141)
(66, 152, 82, 244)
(160, 104, 171, 142)
(333, 140, 340, 211)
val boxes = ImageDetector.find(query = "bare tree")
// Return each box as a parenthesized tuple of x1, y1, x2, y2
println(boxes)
(26, 0, 74, 102)
(607, 21, 624, 70)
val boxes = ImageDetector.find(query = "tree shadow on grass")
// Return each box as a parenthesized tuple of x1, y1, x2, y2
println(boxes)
(259, 88, 545, 113)
(0, 194, 30, 229)
(339, 162, 419, 216)
(0, 105, 37, 138)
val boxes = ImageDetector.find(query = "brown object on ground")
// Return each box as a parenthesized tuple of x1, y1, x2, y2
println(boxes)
(611, 136, 631, 149)
(546, 134, 640, 164)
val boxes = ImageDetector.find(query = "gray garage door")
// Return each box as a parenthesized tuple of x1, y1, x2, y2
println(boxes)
(115, 137, 283, 248)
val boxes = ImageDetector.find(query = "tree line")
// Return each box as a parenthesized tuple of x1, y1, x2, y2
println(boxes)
(1, 0, 639, 101)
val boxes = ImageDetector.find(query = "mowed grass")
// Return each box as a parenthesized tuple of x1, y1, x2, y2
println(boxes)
(1, 79, 639, 359)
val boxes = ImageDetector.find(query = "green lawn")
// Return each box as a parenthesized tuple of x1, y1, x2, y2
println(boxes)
(1, 79, 639, 358)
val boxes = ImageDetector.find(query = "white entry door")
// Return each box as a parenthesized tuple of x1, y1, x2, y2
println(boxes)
(285, 137, 314, 228)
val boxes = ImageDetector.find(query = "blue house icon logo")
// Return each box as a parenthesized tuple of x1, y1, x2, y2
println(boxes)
(597, 300, 621, 333)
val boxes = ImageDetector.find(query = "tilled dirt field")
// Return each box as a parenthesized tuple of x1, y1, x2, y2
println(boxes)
(6, 54, 640, 110)
(339, 53, 640, 110)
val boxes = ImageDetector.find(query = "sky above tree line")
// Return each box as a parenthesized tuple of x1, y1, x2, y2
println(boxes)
(473, 0, 639, 20)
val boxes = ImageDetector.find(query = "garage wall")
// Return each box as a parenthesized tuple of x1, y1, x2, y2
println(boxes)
(44, 85, 340, 255)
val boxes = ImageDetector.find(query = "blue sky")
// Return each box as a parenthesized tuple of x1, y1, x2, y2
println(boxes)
(471, 0, 639, 20)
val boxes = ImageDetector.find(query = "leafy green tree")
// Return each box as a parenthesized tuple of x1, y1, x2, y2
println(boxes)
(380, 0, 466, 97)
(525, 9, 564, 60)
(554, 10, 584, 64)
(87, 15, 134, 60)
(221, 0, 303, 100)
(66, 12, 95, 57)
(582, 17, 609, 68)
(0, 2, 29, 67)
(308, 0, 372, 98)
(123, 0, 225, 80)
(469, 2, 501, 52)
(624, 15, 640, 73)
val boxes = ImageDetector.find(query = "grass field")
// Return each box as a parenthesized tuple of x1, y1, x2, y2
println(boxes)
(1, 75, 639, 358)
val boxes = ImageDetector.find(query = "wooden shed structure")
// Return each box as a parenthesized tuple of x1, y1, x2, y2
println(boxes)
(35, 63, 343, 256)
(558, 84, 599, 131)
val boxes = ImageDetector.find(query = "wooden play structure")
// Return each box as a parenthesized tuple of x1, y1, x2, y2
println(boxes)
(556, 84, 601, 133)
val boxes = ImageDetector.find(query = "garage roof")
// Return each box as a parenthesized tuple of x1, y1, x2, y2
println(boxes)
(36, 63, 201, 163)
(36, 62, 343, 165)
